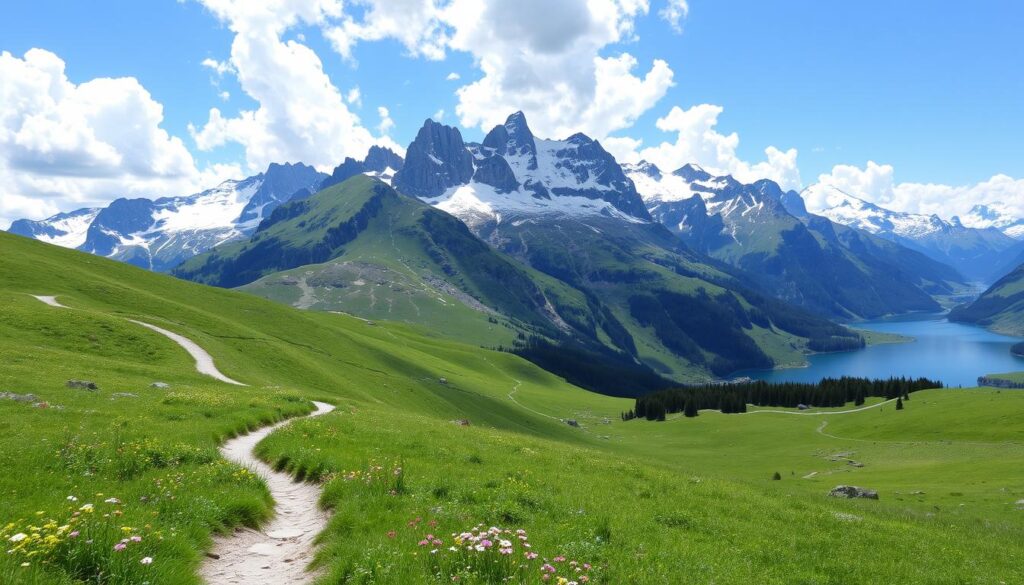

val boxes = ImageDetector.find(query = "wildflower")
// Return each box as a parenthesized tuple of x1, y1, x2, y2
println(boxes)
(525, 551, 539, 560)
(66, 496, 78, 502)
(105, 498, 121, 505)
(418, 540, 430, 547)
(69, 531, 80, 538)
(499, 547, 514, 555)
(79, 504, 94, 513)
(20, 562, 30, 568)
(131, 536, 142, 543)
(113, 543, 127, 552)
(9, 533, 27, 543)
(140, 557, 153, 565)
(386, 531, 396, 539)
(554, 556, 566, 562)
(542, 563, 557, 573)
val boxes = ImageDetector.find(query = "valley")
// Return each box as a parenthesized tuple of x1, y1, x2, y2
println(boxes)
(1, 231, 1023, 584)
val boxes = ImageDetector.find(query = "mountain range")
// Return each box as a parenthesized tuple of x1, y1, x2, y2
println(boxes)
(9, 162, 325, 271)
(623, 161, 964, 319)
(9, 110, 1024, 384)
(799, 184, 1023, 283)
(175, 113, 870, 387)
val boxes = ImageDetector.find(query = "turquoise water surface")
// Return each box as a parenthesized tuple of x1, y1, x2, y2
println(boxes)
(740, 313, 1024, 387)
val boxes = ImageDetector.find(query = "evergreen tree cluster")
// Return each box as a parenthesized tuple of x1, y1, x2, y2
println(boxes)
(626, 376, 941, 421)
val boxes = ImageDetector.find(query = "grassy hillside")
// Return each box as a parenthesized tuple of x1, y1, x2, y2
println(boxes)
(2, 232, 1022, 584)
(950, 262, 1024, 334)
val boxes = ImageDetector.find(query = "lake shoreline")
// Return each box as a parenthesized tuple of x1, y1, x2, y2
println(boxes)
(730, 313, 1024, 387)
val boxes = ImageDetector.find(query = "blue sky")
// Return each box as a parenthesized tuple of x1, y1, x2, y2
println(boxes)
(1, 0, 1022, 226)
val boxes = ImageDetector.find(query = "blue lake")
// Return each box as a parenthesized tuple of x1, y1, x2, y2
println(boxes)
(740, 313, 1024, 387)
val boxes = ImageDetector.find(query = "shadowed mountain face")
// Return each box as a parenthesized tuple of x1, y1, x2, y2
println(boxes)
(624, 162, 965, 320)
(800, 183, 1022, 284)
(950, 262, 1024, 335)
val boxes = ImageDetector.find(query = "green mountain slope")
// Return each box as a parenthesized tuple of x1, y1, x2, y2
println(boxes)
(950, 262, 1024, 334)
(175, 176, 596, 347)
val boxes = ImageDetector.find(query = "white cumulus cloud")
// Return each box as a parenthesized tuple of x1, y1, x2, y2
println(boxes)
(618, 104, 802, 190)
(189, 0, 401, 173)
(320, 0, 674, 141)
(813, 161, 1024, 221)
(660, 0, 689, 33)
(0, 48, 227, 228)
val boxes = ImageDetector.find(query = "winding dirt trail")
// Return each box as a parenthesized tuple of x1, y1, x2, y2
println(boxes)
(201, 401, 336, 584)
(30, 293, 336, 582)
(127, 319, 247, 386)
(28, 293, 246, 386)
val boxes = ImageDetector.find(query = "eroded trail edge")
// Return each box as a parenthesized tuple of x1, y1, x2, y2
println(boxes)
(202, 401, 336, 584)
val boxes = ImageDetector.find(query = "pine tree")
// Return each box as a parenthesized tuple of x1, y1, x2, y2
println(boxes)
(684, 399, 698, 418)
(896, 397, 904, 410)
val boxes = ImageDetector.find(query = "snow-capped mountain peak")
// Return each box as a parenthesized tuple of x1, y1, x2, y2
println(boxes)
(800, 183, 947, 239)
(9, 207, 100, 248)
(958, 202, 1024, 240)
(8, 162, 325, 271)
(394, 113, 652, 225)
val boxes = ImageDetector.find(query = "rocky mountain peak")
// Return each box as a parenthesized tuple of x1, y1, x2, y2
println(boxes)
(364, 145, 405, 173)
(393, 119, 475, 198)
(673, 163, 713, 183)
(483, 111, 538, 169)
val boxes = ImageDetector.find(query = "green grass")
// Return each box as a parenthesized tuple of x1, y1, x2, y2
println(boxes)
(2, 231, 1023, 584)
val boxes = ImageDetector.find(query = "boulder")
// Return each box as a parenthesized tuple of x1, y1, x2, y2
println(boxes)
(111, 393, 138, 399)
(566, 419, 579, 427)
(150, 382, 170, 389)
(0, 392, 38, 403)
(829, 485, 879, 500)
(66, 380, 98, 390)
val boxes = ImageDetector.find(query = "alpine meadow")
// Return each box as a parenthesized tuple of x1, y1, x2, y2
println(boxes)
(2, 2, 1024, 584)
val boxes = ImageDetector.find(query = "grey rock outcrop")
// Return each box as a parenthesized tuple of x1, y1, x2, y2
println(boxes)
(393, 119, 475, 198)
(829, 485, 879, 500)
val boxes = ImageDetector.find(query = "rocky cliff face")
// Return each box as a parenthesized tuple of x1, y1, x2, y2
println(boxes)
(393, 119, 475, 198)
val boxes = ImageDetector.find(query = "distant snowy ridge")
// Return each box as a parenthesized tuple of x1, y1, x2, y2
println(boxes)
(9, 162, 325, 271)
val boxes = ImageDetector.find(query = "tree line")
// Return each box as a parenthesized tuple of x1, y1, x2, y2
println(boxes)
(622, 376, 942, 421)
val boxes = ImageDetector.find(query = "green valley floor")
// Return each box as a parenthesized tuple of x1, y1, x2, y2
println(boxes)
(1, 232, 1022, 584)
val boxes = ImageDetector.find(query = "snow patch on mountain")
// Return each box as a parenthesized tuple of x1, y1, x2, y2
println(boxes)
(12, 208, 100, 248)
(425, 182, 646, 229)
(959, 203, 1024, 240)
(800, 184, 946, 239)
(623, 162, 696, 203)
